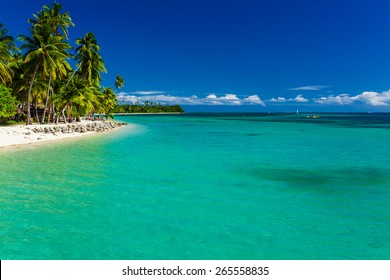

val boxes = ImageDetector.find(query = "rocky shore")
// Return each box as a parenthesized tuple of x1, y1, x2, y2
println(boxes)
(0, 120, 128, 148)
(29, 120, 127, 134)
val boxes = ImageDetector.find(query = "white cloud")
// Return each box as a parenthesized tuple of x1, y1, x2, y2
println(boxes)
(206, 94, 217, 99)
(218, 94, 241, 104)
(289, 85, 329, 91)
(205, 93, 241, 105)
(314, 90, 390, 106)
(314, 94, 354, 105)
(116, 91, 201, 105)
(269, 97, 286, 103)
(130, 90, 166, 95)
(117, 94, 139, 104)
(243, 95, 266, 106)
(118, 89, 390, 107)
(117, 92, 265, 106)
(352, 91, 390, 106)
(290, 94, 309, 102)
(223, 94, 240, 101)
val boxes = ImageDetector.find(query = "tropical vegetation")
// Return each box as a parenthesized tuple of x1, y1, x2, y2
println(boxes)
(0, 84, 18, 121)
(0, 2, 120, 125)
(114, 102, 184, 114)
(0, 2, 185, 125)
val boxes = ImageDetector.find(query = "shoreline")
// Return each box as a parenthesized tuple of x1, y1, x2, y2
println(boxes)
(113, 112, 184, 115)
(0, 120, 127, 149)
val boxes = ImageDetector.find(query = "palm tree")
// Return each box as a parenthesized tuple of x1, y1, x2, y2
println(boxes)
(100, 87, 117, 119)
(53, 75, 98, 122)
(8, 53, 26, 99)
(19, 25, 72, 124)
(27, 3, 74, 123)
(75, 32, 106, 86)
(115, 74, 124, 89)
(29, 2, 74, 39)
(0, 23, 17, 85)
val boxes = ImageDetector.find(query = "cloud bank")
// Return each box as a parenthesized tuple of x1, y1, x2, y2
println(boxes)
(268, 95, 308, 103)
(315, 90, 390, 106)
(268, 90, 390, 107)
(269, 97, 286, 103)
(116, 89, 390, 108)
(290, 94, 309, 102)
(117, 92, 265, 106)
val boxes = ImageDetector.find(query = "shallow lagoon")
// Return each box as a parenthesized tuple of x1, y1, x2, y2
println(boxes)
(1, 113, 389, 259)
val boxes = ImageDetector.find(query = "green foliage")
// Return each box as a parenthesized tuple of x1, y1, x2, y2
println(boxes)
(29, 2, 74, 39)
(53, 75, 99, 121)
(100, 87, 117, 118)
(75, 32, 106, 86)
(0, 23, 17, 85)
(115, 75, 124, 89)
(0, 3, 120, 124)
(114, 102, 184, 114)
(19, 3, 75, 124)
(0, 85, 17, 119)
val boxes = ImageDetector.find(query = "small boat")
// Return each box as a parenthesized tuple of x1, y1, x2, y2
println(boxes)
(306, 114, 320, 119)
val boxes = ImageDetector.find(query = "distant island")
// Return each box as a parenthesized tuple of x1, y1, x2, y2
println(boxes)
(113, 102, 184, 114)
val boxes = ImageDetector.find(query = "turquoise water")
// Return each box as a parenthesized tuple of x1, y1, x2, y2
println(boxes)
(0, 113, 389, 259)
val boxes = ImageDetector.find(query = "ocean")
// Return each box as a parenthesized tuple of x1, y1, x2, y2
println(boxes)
(0, 113, 389, 259)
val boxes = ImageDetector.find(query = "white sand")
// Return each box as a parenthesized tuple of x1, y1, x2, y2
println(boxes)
(0, 121, 113, 148)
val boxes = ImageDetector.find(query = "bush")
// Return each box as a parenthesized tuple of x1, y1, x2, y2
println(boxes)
(0, 84, 18, 121)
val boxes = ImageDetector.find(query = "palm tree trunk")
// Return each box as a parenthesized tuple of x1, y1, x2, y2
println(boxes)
(48, 88, 54, 123)
(41, 75, 52, 123)
(66, 62, 82, 86)
(55, 109, 60, 124)
(34, 103, 40, 124)
(26, 62, 40, 125)
(34, 100, 40, 124)
(62, 106, 67, 124)
(69, 102, 73, 122)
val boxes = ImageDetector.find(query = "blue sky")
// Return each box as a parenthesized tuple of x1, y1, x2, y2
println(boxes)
(2, 0, 390, 112)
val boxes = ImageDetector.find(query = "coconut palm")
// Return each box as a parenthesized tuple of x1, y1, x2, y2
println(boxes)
(0, 23, 17, 85)
(29, 2, 74, 39)
(19, 25, 72, 124)
(100, 87, 117, 119)
(53, 75, 99, 122)
(75, 32, 106, 86)
(1, 4, 115, 124)
(27, 4, 74, 123)
(115, 74, 124, 89)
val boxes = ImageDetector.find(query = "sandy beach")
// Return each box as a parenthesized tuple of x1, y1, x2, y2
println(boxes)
(0, 120, 124, 148)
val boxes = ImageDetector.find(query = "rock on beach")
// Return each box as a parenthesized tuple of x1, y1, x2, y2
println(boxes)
(0, 120, 128, 148)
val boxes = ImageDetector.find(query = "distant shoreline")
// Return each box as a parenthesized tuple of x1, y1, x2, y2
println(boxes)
(113, 112, 184, 115)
